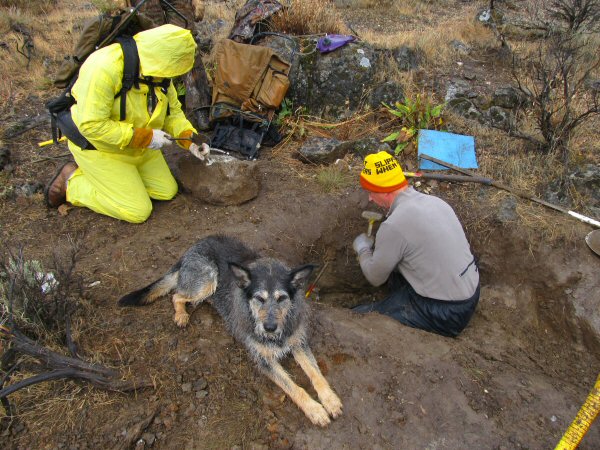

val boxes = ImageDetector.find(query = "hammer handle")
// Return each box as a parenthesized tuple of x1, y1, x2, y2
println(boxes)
(367, 220, 374, 237)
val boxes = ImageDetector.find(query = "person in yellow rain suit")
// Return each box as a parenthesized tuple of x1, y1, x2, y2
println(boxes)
(44, 24, 209, 223)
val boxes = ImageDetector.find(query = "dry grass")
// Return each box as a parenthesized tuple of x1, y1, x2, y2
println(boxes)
(270, 0, 349, 35)
(429, 107, 593, 243)
(353, 1, 496, 69)
(361, 17, 496, 67)
(0, 0, 57, 14)
(4, 376, 118, 435)
(316, 165, 353, 192)
(0, 0, 98, 100)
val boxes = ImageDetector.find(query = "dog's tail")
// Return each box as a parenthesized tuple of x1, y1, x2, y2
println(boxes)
(118, 269, 178, 307)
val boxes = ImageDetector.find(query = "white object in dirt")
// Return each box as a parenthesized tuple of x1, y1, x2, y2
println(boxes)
(37, 272, 58, 294)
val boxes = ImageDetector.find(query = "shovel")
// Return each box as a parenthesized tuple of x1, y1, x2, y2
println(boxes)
(418, 153, 600, 228)
(586, 230, 600, 257)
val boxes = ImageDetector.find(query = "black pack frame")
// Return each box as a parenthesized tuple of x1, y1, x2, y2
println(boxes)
(208, 32, 298, 160)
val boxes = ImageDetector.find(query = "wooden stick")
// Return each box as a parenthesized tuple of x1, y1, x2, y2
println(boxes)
(405, 172, 493, 184)
(419, 153, 600, 227)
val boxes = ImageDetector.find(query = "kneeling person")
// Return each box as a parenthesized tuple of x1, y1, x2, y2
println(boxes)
(352, 151, 480, 337)
(45, 24, 209, 223)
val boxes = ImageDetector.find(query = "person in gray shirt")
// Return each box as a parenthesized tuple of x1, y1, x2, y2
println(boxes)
(352, 151, 480, 337)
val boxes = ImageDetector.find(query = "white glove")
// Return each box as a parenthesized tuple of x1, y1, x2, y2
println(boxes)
(353, 233, 374, 256)
(148, 129, 172, 149)
(190, 142, 210, 160)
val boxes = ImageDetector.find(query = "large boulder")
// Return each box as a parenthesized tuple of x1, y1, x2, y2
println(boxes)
(177, 154, 260, 205)
(265, 36, 378, 119)
(368, 81, 405, 110)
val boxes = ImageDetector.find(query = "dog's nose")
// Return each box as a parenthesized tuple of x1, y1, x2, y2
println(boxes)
(263, 322, 277, 332)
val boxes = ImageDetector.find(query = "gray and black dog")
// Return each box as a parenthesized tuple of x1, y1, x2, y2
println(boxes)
(118, 234, 342, 426)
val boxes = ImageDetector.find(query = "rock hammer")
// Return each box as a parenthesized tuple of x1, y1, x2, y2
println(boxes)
(362, 211, 383, 237)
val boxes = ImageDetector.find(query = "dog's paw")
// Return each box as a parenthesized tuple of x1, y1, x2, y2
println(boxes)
(303, 399, 331, 427)
(174, 312, 190, 327)
(320, 390, 343, 419)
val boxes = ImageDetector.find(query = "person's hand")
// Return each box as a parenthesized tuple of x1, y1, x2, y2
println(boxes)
(353, 233, 374, 256)
(190, 142, 210, 160)
(148, 129, 172, 149)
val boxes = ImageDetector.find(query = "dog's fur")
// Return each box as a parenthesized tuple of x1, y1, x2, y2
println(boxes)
(118, 235, 342, 426)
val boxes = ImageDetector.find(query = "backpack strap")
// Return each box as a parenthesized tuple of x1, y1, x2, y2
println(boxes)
(114, 36, 140, 121)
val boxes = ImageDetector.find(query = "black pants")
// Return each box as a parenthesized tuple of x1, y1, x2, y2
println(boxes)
(352, 272, 480, 337)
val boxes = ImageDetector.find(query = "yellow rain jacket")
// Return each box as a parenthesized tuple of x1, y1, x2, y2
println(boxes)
(65, 24, 198, 223)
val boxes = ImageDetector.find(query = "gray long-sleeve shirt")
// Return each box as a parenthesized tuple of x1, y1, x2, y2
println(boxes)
(358, 187, 479, 301)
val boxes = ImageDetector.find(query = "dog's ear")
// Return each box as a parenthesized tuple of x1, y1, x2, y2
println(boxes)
(289, 264, 316, 290)
(229, 262, 252, 289)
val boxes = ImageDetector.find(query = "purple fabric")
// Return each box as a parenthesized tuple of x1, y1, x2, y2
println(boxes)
(317, 34, 356, 53)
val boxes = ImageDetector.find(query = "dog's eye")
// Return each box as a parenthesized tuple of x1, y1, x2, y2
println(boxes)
(276, 294, 289, 303)
(253, 295, 266, 304)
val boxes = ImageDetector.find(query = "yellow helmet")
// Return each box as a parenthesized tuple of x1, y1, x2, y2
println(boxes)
(360, 151, 407, 193)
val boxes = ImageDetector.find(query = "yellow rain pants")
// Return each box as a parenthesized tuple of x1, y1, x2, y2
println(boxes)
(66, 147, 177, 223)
(65, 24, 197, 223)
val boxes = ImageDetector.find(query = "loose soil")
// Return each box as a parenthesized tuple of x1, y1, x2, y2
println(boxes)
(1, 1, 599, 449)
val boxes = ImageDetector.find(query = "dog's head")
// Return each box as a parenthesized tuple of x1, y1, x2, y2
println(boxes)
(229, 259, 315, 341)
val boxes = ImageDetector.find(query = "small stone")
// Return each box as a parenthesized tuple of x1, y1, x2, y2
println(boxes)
(181, 383, 192, 393)
(142, 432, 156, 446)
(196, 390, 209, 399)
(193, 378, 208, 391)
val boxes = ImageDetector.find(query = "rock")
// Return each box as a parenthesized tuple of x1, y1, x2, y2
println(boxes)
(545, 164, 600, 210)
(267, 36, 377, 119)
(337, 137, 391, 158)
(450, 40, 472, 55)
(195, 390, 208, 399)
(445, 79, 471, 103)
(296, 137, 344, 164)
(447, 97, 472, 114)
(496, 196, 518, 223)
(487, 106, 512, 130)
(368, 81, 405, 110)
(181, 382, 192, 393)
(569, 164, 600, 207)
(15, 181, 43, 197)
(177, 154, 260, 206)
(193, 378, 208, 391)
(492, 86, 525, 109)
(391, 46, 421, 71)
(193, 19, 227, 53)
(445, 79, 484, 121)
(142, 432, 156, 446)
(477, 8, 493, 24)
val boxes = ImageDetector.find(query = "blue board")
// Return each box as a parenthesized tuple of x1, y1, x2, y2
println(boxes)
(418, 130, 477, 170)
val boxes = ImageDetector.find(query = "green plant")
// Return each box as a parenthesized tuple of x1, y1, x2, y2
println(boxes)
(381, 94, 445, 155)
(275, 98, 293, 126)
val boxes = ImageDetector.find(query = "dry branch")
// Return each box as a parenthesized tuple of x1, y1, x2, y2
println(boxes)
(0, 327, 152, 405)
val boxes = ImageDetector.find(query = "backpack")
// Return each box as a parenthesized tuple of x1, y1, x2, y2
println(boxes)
(209, 38, 291, 159)
(46, 1, 156, 148)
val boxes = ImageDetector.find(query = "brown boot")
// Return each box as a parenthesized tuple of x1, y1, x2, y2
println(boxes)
(44, 162, 77, 207)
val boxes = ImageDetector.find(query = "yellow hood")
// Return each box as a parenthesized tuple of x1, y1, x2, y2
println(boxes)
(134, 24, 196, 78)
